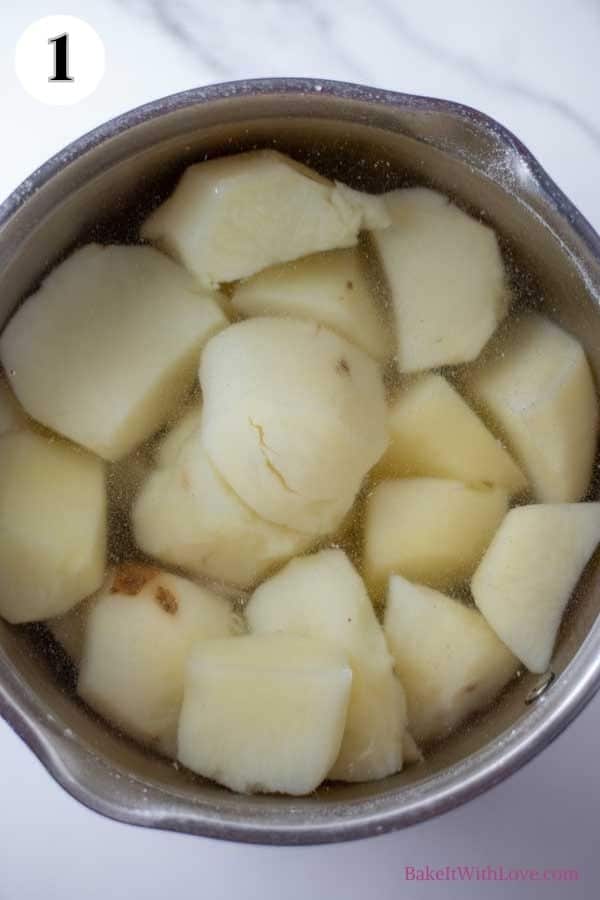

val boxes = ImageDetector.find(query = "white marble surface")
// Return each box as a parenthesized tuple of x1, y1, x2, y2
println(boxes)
(1, 1, 600, 898)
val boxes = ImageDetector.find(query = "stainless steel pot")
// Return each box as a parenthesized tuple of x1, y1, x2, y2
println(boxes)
(1, 78, 599, 845)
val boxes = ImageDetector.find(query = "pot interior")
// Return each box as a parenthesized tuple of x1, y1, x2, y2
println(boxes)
(1, 87, 599, 841)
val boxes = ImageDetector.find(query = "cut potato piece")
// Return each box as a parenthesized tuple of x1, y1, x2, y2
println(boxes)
(133, 430, 313, 589)
(463, 312, 598, 502)
(0, 244, 227, 460)
(372, 187, 508, 371)
(47, 596, 97, 666)
(333, 181, 392, 232)
(177, 634, 352, 795)
(200, 318, 388, 535)
(374, 374, 526, 494)
(142, 150, 390, 286)
(385, 575, 518, 743)
(78, 565, 236, 755)
(0, 378, 26, 436)
(328, 665, 405, 782)
(246, 549, 406, 781)
(155, 405, 203, 468)
(0, 431, 106, 623)
(364, 478, 508, 596)
(231, 249, 392, 361)
(472, 503, 600, 672)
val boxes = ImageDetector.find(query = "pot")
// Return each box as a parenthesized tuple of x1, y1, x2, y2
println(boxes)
(1, 78, 599, 845)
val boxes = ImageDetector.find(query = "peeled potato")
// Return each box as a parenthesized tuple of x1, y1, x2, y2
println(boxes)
(0, 244, 227, 460)
(463, 312, 598, 502)
(142, 150, 390, 287)
(372, 187, 508, 371)
(472, 503, 600, 672)
(374, 374, 526, 494)
(364, 478, 508, 596)
(246, 550, 392, 682)
(246, 549, 406, 782)
(78, 565, 236, 756)
(133, 430, 313, 590)
(0, 431, 106, 623)
(200, 318, 388, 535)
(231, 249, 392, 361)
(155, 405, 203, 468)
(0, 378, 26, 436)
(177, 633, 352, 795)
(384, 575, 518, 743)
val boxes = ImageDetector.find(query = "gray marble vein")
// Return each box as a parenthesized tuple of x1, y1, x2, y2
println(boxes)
(143, 0, 231, 77)
(115, 0, 600, 150)
(281, 0, 372, 81)
(115, 0, 370, 81)
(374, 0, 600, 148)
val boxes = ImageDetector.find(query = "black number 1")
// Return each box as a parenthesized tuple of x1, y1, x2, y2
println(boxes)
(48, 33, 73, 82)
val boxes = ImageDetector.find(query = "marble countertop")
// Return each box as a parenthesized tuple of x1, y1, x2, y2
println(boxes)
(1, 1, 599, 898)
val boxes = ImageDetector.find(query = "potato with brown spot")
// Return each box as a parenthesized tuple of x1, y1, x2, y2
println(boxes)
(155, 585, 178, 615)
(111, 563, 160, 597)
(78, 567, 236, 755)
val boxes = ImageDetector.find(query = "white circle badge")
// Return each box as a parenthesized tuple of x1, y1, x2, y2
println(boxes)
(15, 16, 105, 106)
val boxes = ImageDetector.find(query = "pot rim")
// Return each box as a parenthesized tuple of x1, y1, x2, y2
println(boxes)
(1, 77, 600, 845)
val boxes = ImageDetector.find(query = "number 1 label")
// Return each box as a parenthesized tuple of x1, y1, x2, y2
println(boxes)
(16, 15, 104, 105)
(48, 33, 73, 82)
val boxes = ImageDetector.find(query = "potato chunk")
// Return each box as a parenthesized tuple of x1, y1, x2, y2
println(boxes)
(133, 430, 313, 590)
(155, 406, 203, 468)
(78, 565, 236, 755)
(385, 575, 518, 743)
(246, 549, 406, 782)
(200, 318, 387, 535)
(463, 312, 598, 502)
(472, 503, 600, 672)
(177, 634, 352, 795)
(0, 378, 26, 436)
(142, 150, 390, 286)
(0, 244, 227, 460)
(364, 478, 508, 596)
(374, 374, 526, 494)
(372, 188, 508, 371)
(231, 249, 392, 361)
(0, 431, 106, 623)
